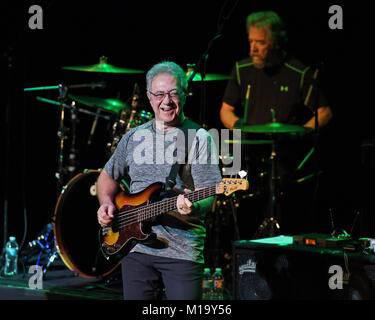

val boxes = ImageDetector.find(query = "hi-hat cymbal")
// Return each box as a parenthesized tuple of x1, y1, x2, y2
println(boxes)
(68, 93, 129, 113)
(239, 122, 312, 134)
(186, 71, 231, 82)
(62, 56, 144, 74)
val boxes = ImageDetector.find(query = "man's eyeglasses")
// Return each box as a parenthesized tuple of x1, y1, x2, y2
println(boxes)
(148, 89, 184, 101)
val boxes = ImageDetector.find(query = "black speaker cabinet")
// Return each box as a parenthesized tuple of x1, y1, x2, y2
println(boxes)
(232, 236, 375, 300)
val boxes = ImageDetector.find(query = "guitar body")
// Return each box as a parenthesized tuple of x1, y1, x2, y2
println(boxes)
(100, 182, 163, 260)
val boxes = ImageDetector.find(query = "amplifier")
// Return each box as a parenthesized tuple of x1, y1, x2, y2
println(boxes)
(232, 235, 375, 300)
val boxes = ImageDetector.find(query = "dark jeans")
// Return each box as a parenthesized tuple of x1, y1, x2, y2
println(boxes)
(121, 252, 203, 300)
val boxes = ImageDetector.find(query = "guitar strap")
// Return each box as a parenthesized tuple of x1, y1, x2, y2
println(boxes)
(165, 120, 201, 191)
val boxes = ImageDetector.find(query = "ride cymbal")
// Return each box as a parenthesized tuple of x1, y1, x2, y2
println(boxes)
(62, 56, 144, 74)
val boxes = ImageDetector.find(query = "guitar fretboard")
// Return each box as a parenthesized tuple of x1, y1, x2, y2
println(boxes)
(113, 185, 217, 231)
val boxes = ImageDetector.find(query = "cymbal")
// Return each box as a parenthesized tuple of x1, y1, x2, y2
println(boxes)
(68, 93, 129, 113)
(62, 57, 144, 74)
(225, 139, 273, 145)
(239, 122, 312, 134)
(186, 71, 231, 82)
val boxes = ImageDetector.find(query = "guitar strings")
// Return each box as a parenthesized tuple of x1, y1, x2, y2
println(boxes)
(108, 186, 216, 231)
(114, 186, 215, 224)
(112, 187, 216, 230)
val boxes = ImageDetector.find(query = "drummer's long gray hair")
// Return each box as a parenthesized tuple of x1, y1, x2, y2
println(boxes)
(146, 61, 188, 95)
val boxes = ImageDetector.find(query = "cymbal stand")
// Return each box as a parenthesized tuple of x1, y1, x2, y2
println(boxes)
(25, 82, 105, 192)
(254, 137, 281, 238)
(22, 82, 106, 275)
(229, 195, 241, 241)
(29, 84, 72, 276)
(56, 84, 69, 193)
(269, 139, 281, 234)
(67, 102, 78, 177)
(127, 83, 140, 131)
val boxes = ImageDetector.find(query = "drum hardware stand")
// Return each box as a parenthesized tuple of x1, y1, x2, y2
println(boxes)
(107, 107, 129, 155)
(20, 83, 71, 276)
(35, 96, 111, 120)
(67, 102, 79, 176)
(229, 195, 241, 241)
(24, 82, 106, 192)
(126, 83, 140, 131)
(20, 222, 60, 277)
(230, 171, 249, 241)
(56, 84, 69, 193)
(253, 138, 282, 238)
(107, 82, 140, 156)
(23, 82, 106, 276)
(87, 108, 101, 146)
(207, 194, 234, 269)
(206, 169, 245, 268)
(254, 110, 282, 238)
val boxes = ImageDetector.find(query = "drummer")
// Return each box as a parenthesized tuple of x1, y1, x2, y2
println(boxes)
(219, 11, 332, 236)
(220, 10, 332, 130)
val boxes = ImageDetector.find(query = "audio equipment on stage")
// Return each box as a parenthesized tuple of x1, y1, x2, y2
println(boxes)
(232, 235, 375, 300)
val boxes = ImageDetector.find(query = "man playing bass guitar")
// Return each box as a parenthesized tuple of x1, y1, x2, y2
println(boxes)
(97, 61, 223, 300)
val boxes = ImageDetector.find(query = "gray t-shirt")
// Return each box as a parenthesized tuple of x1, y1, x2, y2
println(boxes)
(104, 118, 222, 263)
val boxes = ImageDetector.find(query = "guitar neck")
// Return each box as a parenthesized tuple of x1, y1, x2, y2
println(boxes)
(166, 185, 217, 212)
(131, 185, 217, 223)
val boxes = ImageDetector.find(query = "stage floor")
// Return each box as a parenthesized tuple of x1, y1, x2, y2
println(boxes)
(0, 259, 123, 300)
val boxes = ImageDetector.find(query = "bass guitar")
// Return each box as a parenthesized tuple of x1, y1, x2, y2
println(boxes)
(100, 178, 248, 260)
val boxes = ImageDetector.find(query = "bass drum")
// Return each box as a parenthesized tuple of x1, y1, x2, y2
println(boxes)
(53, 169, 121, 279)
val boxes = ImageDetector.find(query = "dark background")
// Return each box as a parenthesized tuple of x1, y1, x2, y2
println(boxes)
(1, 1, 374, 254)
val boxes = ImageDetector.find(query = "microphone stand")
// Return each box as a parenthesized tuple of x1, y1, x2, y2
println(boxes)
(186, 0, 240, 126)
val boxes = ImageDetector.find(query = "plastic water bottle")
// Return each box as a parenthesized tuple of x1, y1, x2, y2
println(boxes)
(202, 267, 213, 300)
(212, 267, 224, 300)
(4, 236, 19, 276)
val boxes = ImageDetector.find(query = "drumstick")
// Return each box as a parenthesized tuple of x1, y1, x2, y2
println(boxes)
(304, 68, 319, 106)
(243, 84, 251, 122)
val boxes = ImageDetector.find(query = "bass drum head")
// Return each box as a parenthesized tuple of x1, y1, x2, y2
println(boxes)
(54, 169, 121, 278)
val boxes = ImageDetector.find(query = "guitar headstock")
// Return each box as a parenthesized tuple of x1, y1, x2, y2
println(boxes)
(216, 178, 249, 196)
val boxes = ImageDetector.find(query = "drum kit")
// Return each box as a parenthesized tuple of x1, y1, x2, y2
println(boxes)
(236, 122, 314, 239)
(213, 120, 314, 258)
(23, 57, 315, 279)
(23, 57, 234, 279)
(207, 120, 314, 268)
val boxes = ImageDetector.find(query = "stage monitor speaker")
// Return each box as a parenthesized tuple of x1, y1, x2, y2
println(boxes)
(232, 236, 375, 300)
